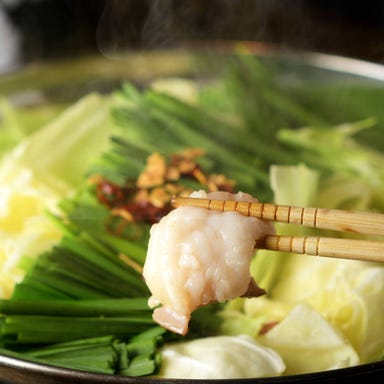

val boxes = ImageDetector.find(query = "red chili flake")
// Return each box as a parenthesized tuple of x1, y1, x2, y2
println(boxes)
(93, 149, 237, 232)
(124, 201, 172, 224)
(259, 321, 279, 335)
(96, 180, 136, 208)
(96, 180, 124, 207)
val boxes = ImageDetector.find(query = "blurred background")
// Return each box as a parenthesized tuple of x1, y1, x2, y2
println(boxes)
(0, 0, 383, 74)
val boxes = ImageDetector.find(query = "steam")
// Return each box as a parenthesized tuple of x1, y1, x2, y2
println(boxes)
(0, 4, 21, 73)
(96, 0, 320, 60)
(97, 0, 175, 59)
(141, 0, 173, 49)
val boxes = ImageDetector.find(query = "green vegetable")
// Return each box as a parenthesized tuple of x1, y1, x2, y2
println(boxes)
(14, 93, 116, 194)
(0, 98, 65, 158)
(0, 298, 150, 316)
(0, 329, 165, 375)
(1, 52, 384, 377)
(278, 119, 384, 212)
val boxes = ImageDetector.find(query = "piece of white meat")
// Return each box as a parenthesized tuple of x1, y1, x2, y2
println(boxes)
(143, 190, 275, 335)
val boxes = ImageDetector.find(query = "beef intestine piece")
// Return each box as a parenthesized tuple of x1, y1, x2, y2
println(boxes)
(143, 190, 275, 335)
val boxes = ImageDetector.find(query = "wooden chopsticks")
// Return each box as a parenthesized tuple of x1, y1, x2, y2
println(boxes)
(172, 196, 384, 263)
(258, 235, 384, 263)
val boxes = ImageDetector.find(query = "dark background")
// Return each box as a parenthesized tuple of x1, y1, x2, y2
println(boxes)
(2, 0, 384, 67)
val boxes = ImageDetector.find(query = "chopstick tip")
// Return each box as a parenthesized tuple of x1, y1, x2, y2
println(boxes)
(171, 195, 183, 208)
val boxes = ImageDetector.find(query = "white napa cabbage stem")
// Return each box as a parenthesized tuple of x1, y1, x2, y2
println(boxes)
(155, 335, 286, 379)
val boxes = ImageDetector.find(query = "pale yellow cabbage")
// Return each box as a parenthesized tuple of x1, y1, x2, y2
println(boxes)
(269, 164, 384, 363)
(221, 163, 384, 374)
(259, 303, 360, 375)
(0, 155, 62, 297)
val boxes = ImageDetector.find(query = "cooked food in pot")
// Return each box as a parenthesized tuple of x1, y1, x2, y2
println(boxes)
(0, 52, 383, 379)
